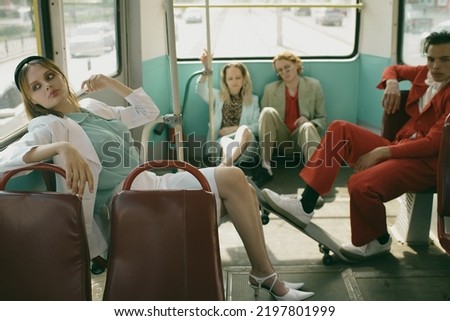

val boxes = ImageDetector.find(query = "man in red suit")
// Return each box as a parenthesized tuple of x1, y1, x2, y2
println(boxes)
(262, 30, 450, 260)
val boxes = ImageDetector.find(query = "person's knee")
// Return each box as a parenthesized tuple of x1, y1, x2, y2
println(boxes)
(347, 175, 358, 194)
(300, 122, 316, 131)
(327, 120, 351, 132)
(216, 166, 245, 186)
(260, 106, 277, 118)
(348, 174, 375, 199)
(236, 125, 252, 140)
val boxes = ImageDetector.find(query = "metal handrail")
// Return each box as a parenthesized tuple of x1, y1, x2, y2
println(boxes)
(174, 2, 364, 10)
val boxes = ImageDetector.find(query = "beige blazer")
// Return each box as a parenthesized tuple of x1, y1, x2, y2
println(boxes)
(261, 75, 327, 131)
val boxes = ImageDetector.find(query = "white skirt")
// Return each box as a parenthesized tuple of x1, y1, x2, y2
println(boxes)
(129, 166, 221, 222)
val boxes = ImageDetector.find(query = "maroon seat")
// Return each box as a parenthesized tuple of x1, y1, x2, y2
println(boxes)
(103, 160, 224, 301)
(381, 90, 411, 142)
(0, 163, 92, 300)
(437, 114, 450, 254)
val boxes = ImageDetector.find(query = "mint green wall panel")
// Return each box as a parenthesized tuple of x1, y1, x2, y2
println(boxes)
(356, 54, 391, 129)
(142, 55, 172, 115)
(142, 54, 396, 146)
(176, 60, 361, 139)
(303, 60, 359, 125)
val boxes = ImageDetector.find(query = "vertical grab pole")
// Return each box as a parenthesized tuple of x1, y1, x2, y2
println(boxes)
(165, 0, 184, 161)
(205, 0, 215, 160)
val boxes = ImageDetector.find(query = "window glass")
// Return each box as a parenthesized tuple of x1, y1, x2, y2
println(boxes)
(402, 0, 450, 65)
(0, 1, 118, 147)
(63, 0, 118, 89)
(0, 0, 37, 145)
(174, 0, 358, 59)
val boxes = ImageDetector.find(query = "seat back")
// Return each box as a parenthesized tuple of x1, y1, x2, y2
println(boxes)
(103, 160, 224, 301)
(0, 164, 92, 300)
(381, 90, 410, 141)
(437, 114, 450, 254)
(383, 90, 438, 245)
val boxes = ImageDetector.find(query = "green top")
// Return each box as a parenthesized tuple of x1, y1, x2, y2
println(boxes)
(66, 109, 140, 213)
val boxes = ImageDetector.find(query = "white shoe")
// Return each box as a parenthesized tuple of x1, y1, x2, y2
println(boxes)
(295, 194, 324, 209)
(340, 237, 392, 260)
(283, 280, 305, 290)
(262, 189, 314, 227)
(249, 273, 314, 301)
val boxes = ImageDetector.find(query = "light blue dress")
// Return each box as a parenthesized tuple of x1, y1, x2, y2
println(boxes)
(66, 109, 140, 214)
(66, 109, 221, 223)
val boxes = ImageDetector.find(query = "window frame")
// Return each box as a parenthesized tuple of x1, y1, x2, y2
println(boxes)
(0, 0, 122, 150)
(398, 0, 409, 65)
(172, 1, 362, 62)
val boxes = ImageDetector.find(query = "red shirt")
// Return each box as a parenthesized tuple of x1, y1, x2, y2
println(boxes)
(284, 87, 300, 133)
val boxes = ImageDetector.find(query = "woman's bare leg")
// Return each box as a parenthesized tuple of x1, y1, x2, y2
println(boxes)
(231, 125, 253, 162)
(219, 136, 235, 166)
(215, 166, 288, 295)
(219, 126, 253, 166)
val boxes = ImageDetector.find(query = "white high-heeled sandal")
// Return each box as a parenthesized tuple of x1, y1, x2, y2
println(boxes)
(249, 273, 315, 301)
(284, 280, 305, 290)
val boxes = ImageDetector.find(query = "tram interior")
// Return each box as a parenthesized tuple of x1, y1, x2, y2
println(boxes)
(1, 0, 450, 301)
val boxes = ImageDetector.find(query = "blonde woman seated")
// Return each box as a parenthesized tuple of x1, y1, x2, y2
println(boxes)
(196, 49, 260, 166)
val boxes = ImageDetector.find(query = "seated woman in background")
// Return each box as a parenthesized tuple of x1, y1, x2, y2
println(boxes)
(0, 55, 314, 301)
(196, 49, 260, 166)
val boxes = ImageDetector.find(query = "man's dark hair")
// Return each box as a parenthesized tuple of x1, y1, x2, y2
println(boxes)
(423, 30, 450, 54)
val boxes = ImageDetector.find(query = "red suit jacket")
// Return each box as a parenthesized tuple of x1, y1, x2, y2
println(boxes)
(377, 65, 450, 171)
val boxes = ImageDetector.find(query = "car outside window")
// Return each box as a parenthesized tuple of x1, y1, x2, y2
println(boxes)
(68, 22, 115, 58)
(63, 0, 118, 91)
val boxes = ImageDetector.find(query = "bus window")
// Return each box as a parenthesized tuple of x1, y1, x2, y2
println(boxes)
(0, 1, 37, 147)
(174, 0, 358, 60)
(402, 0, 450, 65)
(63, 0, 118, 89)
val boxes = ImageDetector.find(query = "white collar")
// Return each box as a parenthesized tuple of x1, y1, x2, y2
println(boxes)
(424, 71, 450, 90)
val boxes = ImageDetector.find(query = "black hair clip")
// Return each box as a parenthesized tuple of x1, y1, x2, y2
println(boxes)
(14, 55, 48, 91)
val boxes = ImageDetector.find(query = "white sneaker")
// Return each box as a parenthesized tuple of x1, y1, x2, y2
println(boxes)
(340, 237, 392, 260)
(261, 189, 314, 227)
(292, 193, 324, 209)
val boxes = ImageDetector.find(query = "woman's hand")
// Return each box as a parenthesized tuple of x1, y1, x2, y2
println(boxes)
(57, 143, 94, 196)
(294, 116, 309, 127)
(80, 74, 133, 97)
(81, 74, 111, 93)
(23, 142, 94, 197)
(200, 48, 213, 69)
(354, 146, 391, 172)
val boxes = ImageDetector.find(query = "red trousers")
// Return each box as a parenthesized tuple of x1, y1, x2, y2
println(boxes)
(300, 121, 437, 246)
